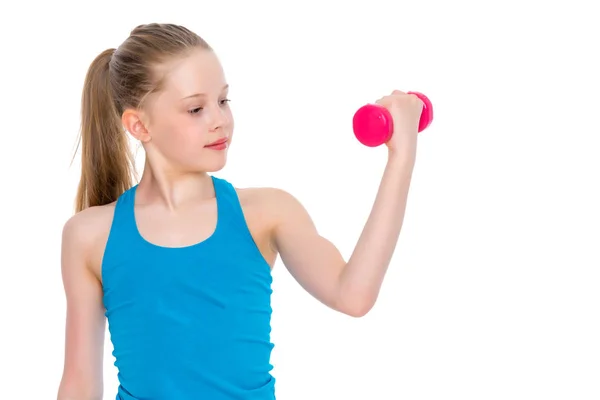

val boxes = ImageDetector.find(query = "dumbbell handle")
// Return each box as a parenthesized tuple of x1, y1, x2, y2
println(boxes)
(352, 91, 433, 147)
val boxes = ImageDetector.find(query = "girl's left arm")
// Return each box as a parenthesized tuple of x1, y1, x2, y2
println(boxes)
(271, 148, 416, 317)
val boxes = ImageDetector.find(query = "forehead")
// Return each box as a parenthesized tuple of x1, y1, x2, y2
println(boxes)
(161, 49, 227, 98)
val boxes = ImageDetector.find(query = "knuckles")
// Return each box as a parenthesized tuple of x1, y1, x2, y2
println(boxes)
(377, 91, 423, 112)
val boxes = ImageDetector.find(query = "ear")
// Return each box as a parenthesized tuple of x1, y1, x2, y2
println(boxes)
(122, 108, 152, 143)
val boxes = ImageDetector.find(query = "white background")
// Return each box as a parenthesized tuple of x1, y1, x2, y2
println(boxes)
(1, 0, 599, 399)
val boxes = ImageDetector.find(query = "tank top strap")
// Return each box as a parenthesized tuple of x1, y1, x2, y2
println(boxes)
(108, 185, 139, 241)
(211, 175, 270, 268)
(102, 185, 140, 271)
(211, 175, 250, 233)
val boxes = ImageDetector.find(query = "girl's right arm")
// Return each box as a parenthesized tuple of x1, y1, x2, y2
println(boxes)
(57, 212, 107, 400)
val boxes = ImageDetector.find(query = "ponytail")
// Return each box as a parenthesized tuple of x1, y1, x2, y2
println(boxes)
(74, 49, 135, 213)
(72, 24, 211, 212)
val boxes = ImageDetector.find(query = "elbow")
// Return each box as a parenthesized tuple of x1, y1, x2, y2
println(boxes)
(57, 377, 103, 400)
(335, 276, 380, 318)
(57, 389, 103, 400)
(338, 293, 377, 318)
(346, 307, 371, 318)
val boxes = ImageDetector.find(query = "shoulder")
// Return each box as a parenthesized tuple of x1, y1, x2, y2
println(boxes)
(63, 202, 116, 240)
(235, 185, 301, 208)
(62, 202, 117, 277)
(235, 186, 297, 205)
(216, 175, 313, 232)
(234, 186, 310, 227)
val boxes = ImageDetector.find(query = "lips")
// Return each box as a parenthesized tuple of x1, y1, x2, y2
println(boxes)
(205, 138, 228, 147)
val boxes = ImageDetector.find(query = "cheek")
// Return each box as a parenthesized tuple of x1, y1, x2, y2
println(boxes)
(156, 118, 208, 155)
(179, 121, 209, 149)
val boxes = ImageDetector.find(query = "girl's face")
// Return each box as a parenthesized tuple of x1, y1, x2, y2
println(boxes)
(129, 48, 234, 175)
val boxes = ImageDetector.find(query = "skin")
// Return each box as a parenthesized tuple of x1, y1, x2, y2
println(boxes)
(58, 48, 423, 399)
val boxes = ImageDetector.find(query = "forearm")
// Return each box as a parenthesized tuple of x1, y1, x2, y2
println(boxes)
(339, 144, 417, 315)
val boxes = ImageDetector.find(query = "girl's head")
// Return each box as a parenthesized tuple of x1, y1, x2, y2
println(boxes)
(76, 23, 233, 212)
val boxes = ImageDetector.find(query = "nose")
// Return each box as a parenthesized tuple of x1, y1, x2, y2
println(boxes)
(208, 104, 228, 132)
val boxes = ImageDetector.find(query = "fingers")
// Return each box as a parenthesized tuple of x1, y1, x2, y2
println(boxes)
(376, 90, 410, 106)
(376, 90, 421, 109)
(400, 90, 425, 107)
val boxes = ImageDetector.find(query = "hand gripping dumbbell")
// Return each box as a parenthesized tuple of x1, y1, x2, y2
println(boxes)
(352, 91, 434, 147)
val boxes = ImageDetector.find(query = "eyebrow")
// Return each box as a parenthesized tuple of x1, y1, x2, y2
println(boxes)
(181, 84, 229, 100)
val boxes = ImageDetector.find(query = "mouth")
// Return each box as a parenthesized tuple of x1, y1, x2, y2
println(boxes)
(204, 138, 228, 148)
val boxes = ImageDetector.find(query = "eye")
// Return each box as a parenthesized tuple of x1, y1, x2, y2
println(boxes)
(220, 98, 231, 105)
(189, 107, 203, 114)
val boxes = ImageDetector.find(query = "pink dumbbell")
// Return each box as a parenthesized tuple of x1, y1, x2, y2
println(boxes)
(352, 91, 434, 147)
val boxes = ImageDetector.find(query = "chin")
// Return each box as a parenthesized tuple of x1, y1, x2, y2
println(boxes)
(199, 157, 228, 173)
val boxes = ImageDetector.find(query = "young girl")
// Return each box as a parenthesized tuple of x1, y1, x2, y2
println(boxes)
(58, 23, 424, 400)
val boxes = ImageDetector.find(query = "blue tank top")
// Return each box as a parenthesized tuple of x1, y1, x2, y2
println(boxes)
(102, 175, 276, 399)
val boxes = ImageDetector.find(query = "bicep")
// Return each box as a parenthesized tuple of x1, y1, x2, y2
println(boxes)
(58, 217, 105, 399)
(271, 190, 347, 312)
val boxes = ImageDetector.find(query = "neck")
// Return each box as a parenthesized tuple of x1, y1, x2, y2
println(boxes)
(136, 159, 215, 211)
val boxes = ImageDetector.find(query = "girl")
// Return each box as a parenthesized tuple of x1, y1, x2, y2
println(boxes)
(57, 23, 424, 400)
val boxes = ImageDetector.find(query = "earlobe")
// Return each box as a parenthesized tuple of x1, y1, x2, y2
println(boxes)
(122, 109, 151, 142)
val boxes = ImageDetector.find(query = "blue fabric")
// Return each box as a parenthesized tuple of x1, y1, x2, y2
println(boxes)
(102, 175, 276, 399)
